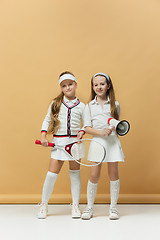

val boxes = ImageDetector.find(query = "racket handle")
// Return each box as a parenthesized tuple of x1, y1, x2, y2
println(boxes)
(35, 140, 54, 147)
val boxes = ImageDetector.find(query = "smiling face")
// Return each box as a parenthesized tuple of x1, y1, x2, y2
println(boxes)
(60, 79, 77, 100)
(92, 75, 110, 99)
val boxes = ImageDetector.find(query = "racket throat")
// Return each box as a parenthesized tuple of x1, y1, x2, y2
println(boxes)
(65, 143, 74, 156)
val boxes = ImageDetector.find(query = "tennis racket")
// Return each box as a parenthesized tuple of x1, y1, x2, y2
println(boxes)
(35, 138, 106, 167)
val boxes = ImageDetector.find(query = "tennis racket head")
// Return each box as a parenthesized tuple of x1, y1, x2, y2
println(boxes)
(35, 138, 106, 167)
(66, 138, 106, 167)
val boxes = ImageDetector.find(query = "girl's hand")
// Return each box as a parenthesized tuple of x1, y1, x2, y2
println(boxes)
(113, 126, 116, 132)
(40, 138, 48, 147)
(41, 131, 48, 147)
(77, 131, 84, 144)
(101, 128, 112, 136)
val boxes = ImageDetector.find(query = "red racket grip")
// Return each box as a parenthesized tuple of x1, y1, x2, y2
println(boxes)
(35, 140, 54, 147)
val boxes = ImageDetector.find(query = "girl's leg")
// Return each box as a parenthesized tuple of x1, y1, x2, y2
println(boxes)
(69, 161, 81, 218)
(81, 163, 102, 220)
(87, 163, 102, 207)
(37, 159, 64, 219)
(41, 159, 64, 204)
(108, 162, 120, 220)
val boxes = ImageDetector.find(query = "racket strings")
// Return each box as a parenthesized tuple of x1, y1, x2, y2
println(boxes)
(71, 139, 106, 167)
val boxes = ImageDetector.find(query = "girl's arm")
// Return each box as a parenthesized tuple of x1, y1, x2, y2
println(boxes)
(40, 131, 48, 147)
(41, 102, 53, 133)
(85, 126, 112, 137)
(40, 102, 53, 147)
(77, 103, 86, 140)
(83, 104, 112, 137)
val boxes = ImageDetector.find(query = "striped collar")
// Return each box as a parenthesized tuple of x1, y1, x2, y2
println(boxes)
(63, 96, 80, 108)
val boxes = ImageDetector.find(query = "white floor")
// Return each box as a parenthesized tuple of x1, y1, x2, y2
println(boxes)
(0, 204, 160, 240)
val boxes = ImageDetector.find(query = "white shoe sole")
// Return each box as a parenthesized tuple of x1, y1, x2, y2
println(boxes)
(37, 214, 47, 219)
(81, 214, 93, 220)
(72, 215, 81, 219)
(37, 209, 48, 219)
(109, 214, 119, 220)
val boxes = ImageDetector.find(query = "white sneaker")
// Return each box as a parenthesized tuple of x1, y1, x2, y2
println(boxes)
(81, 207, 93, 220)
(72, 204, 81, 218)
(109, 208, 119, 220)
(37, 203, 48, 219)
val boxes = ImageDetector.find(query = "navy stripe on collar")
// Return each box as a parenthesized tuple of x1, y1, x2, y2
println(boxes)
(62, 99, 80, 109)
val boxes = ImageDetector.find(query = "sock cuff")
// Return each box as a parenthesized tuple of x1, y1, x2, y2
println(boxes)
(88, 180, 98, 186)
(69, 169, 80, 174)
(110, 179, 119, 183)
(47, 171, 58, 177)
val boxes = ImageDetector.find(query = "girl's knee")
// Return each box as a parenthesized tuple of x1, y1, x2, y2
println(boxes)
(69, 161, 80, 170)
(48, 159, 64, 174)
(90, 165, 101, 183)
(109, 172, 119, 181)
(108, 163, 119, 180)
(90, 174, 100, 184)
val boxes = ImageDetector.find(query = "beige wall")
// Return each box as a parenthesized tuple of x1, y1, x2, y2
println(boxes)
(0, 0, 160, 203)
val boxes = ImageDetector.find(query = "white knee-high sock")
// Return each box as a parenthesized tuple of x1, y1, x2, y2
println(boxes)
(69, 170, 81, 206)
(110, 179, 120, 209)
(41, 171, 58, 205)
(87, 180, 97, 209)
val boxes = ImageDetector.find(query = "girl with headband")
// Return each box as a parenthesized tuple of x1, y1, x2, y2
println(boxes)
(37, 71, 85, 219)
(82, 73, 124, 220)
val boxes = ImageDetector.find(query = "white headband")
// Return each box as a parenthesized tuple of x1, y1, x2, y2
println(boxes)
(93, 72, 111, 83)
(59, 74, 76, 85)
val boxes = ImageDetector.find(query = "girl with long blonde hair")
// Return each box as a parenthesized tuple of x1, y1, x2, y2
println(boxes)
(37, 71, 85, 219)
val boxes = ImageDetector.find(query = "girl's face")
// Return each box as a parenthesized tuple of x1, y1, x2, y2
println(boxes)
(60, 79, 77, 99)
(92, 76, 110, 98)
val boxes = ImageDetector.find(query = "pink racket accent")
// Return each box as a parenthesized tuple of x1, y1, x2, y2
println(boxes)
(35, 140, 54, 147)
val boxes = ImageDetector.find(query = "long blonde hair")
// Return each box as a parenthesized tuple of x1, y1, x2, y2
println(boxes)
(90, 74, 119, 120)
(47, 71, 75, 134)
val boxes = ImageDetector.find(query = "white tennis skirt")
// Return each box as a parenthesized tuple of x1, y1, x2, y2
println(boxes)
(88, 135, 125, 163)
(51, 137, 78, 161)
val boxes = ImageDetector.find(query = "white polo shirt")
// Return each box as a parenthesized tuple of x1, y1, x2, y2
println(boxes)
(84, 96, 120, 135)
(41, 96, 85, 137)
